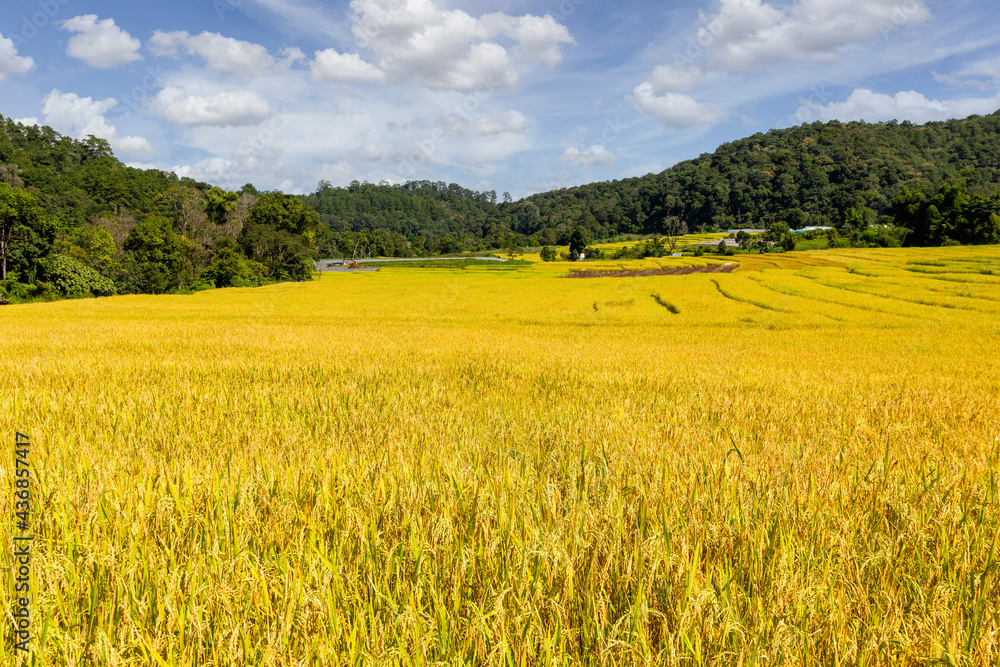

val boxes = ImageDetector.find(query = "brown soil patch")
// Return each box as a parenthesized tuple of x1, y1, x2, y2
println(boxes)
(568, 264, 737, 278)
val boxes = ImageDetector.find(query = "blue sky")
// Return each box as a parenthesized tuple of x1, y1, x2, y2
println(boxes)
(2, 0, 999, 198)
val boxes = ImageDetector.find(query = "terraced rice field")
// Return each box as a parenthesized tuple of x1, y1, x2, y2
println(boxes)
(1, 245, 998, 665)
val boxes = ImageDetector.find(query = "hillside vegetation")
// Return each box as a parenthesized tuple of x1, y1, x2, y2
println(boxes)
(0, 115, 318, 302)
(2, 111, 999, 303)
(303, 112, 1000, 250)
(513, 112, 1000, 241)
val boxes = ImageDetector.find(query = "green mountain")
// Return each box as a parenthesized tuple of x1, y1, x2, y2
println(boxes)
(303, 111, 1000, 249)
(510, 112, 1000, 242)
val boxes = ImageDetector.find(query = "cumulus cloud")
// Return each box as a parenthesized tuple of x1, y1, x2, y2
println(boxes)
(150, 87, 272, 127)
(311, 49, 385, 82)
(699, 0, 931, 73)
(646, 63, 707, 94)
(561, 144, 619, 167)
(632, 84, 724, 128)
(61, 15, 142, 68)
(634, 0, 931, 127)
(0, 34, 35, 80)
(41, 90, 153, 155)
(149, 31, 277, 77)
(346, 0, 573, 91)
(796, 88, 1000, 125)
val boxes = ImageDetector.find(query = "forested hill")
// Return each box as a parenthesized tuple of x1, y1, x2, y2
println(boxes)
(301, 112, 1000, 250)
(0, 115, 316, 301)
(0, 116, 214, 226)
(508, 111, 1000, 240)
(302, 180, 510, 256)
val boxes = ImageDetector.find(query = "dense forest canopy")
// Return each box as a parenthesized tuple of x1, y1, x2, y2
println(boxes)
(510, 112, 1000, 240)
(1, 109, 999, 302)
(302, 111, 1000, 253)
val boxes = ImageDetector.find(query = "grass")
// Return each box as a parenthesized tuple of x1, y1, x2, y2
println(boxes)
(1, 245, 998, 665)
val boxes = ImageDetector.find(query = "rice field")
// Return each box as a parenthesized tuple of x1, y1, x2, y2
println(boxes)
(1, 245, 998, 665)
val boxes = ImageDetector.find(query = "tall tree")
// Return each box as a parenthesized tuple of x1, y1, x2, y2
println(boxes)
(662, 216, 689, 254)
(0, 184, 44, 280)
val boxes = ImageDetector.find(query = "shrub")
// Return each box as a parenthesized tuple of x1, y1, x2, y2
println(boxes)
(203, 237, 265, 288)
(44, 254, 117, 297)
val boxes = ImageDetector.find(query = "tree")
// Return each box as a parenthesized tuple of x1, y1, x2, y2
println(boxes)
(204, 186, 239, 226)
(55, 225, 121, 278)
(202, 236, 263, 288)
(241, 193, 320, 280)
(123, 216, 182, 293)
(663, 216, 689, 254)
(569, 227, 590, 257)
(0, 163, 24, 188)
(540, 246, 557, 261)
(764, 222, 795, 252)
(246, 192, 320, 237)
(156, 186, 207, 238)
(0, 183, 45, 280)
(44, 254, 116, 297)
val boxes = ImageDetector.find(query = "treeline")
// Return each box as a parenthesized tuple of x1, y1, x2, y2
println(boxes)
(512, 112, 1000, 241)
(302, 112, 1000, 255)
(0, 115, 319, 303)
(304, 180, 513, 257)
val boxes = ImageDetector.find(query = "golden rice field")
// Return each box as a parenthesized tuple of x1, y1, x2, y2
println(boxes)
(2, 245, 999, 666)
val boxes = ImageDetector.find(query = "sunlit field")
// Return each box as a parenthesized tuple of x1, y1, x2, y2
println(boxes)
(2, 245, 999, 665)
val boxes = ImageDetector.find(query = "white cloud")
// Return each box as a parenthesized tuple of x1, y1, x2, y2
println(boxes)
(279, 47, 307, 69)
(347, 0, 573, 91)
(483, 13, 574, 68)
(41, 90, 153, 155)
(797, 88, 1000, 125)
(171, 157, 236, 183)
(933, 55, 1000, 90)
(646, 63, 707, 94)
(561, 144, 619, 167)
(632, 84, 724, 128)
(150, 87, 272, 127)
(61, 15, 142, 68)
(699, 0, 931, 73)
(443, 109, 530, 135)
(473, 110, 530, 135)
(318, 161, 362, 185)
(311, 49, 385, 82)
(0, 34, 35, 80)
(149, 31, 277, 77)
(633, 0, 932, 128)
(344, 145, 385, 161)
(13, 117, 39, 127)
